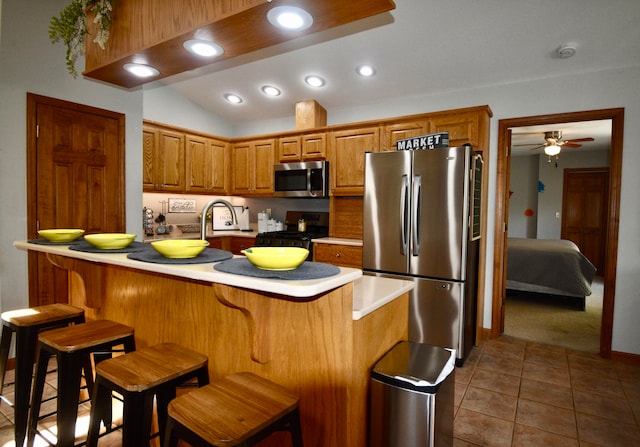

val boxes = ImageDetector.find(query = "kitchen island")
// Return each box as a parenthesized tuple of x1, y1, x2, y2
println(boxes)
(15, 240, 411, 447)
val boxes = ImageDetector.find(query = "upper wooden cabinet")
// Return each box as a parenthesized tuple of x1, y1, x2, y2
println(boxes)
(143, 125, 185, 192)
(381, 120, 429, 151)
(277, 133, 327, 162)
(428, 111, 484, 148)
(231, 138, 276, 196)
(185, 134, 229, 194)
(328, 126, 380, 196)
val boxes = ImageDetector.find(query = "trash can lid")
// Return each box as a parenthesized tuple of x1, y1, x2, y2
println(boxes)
(371, 341, 455, 392)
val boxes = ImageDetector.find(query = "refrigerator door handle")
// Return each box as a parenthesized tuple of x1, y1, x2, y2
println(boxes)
(412, 175, 421, 256)
(401, 174, 409, 255)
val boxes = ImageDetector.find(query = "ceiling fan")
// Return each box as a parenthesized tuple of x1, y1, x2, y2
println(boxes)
(514, 130, 595, 157)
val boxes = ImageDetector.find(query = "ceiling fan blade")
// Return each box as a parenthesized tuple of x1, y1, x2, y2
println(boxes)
(565, 137, 594, 143)
(513, 143, 544, 147)
(529, 144, 546, 151)
(563, 143, 582, 148)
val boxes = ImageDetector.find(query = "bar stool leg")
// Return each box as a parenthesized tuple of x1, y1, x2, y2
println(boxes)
(26, 349, 52, 447)
(16, 328, 40, 447)
(122, 391, 155, 447)
(0, 325, 12, 396)
(56, 352, 85, 447)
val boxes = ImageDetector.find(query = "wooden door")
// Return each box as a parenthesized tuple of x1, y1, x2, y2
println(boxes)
(27, 94, 125, 306)
(562, 168, 609, 273)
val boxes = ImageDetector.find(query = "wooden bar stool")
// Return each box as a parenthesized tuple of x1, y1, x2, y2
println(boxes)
(0, 303, 85, 447)
(86, 343, 209, 447)
(162, 372, 303, 447)
(26, 319, 136, 447)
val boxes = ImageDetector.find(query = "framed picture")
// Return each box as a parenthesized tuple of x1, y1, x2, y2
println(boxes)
(168, 198, 197, 213)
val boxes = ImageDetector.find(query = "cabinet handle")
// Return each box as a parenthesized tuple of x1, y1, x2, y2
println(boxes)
(335, 253, 340, 257)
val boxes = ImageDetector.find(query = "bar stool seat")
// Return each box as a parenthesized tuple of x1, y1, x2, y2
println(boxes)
(86, 343, 209, 447)
(26, 319, 136, 447)
(0, 303, 85, 447)
(163, 372, 303, 447)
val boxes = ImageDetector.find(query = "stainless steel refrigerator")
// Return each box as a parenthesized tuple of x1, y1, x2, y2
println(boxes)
(363, 146, 483, 365)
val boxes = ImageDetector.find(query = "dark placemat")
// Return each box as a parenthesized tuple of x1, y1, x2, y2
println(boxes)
(127, 248, 233, 264)
(28, 238, 84, 246)
(214, 258, 340, 280)
(69, 240, 149, 254)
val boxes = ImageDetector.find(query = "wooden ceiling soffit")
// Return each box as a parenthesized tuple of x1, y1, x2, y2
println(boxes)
(83, 0, 396, 89)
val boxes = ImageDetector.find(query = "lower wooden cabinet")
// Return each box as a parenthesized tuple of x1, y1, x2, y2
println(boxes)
(230, 237, 255, 254)
(207, 236, 256, 254)
(313, 243, 362, 269)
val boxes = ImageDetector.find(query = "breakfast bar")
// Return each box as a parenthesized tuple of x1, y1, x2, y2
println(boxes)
(14, 240, 412, 447)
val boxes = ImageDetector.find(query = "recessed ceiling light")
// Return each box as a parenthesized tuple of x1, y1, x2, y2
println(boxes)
(261, 85, 281, 97)
(224, 93, 243, 104)
(356, 65, 376, 77)
(305, 75, 325, 87)
(267, 6, 313, 31)
(183, 39, 224, 57)
(123, 63, 159, 78)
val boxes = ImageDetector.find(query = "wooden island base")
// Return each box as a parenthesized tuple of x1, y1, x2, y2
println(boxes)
(50, 255, 408, 447)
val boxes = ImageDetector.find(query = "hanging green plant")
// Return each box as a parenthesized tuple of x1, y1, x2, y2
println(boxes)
(48, 0, 113, 77)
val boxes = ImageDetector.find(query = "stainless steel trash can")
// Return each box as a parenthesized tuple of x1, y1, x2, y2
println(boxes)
(369, 341, 455, 447)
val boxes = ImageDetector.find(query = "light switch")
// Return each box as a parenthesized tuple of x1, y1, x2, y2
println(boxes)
(555, 212, 561, 219)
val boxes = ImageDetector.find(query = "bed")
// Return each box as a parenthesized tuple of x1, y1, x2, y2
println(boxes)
(506, 238, 597, 310)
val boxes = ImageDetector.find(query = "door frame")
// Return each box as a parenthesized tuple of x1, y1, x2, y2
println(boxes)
(492, 108, 624, 358)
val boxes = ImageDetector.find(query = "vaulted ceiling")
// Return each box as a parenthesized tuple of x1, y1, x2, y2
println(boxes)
(143, 1, 640, 125)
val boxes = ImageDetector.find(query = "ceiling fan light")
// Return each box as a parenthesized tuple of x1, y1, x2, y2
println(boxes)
(545, 145, 561, 156)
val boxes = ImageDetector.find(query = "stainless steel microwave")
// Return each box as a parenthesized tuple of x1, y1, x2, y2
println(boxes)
(273, 161, 329, 198)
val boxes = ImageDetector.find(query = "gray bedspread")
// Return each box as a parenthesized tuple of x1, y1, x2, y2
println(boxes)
(506, 238, 596, 297)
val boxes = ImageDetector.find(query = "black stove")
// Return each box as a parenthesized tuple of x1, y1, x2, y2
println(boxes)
(254, 211, 329, 257)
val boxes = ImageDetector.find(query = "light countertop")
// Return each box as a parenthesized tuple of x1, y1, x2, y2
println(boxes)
(15, 240, 412, 320)
(313, 237, 362, 246)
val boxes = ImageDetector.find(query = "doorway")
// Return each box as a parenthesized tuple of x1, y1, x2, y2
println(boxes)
(26, 93, 126, 306)
(492, 108, 624, 358)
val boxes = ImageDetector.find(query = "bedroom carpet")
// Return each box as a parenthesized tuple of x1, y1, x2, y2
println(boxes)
(504, 277, 603, 353)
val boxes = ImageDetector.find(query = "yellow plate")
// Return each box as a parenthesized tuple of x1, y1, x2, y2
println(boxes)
(38, 229, 84, 243)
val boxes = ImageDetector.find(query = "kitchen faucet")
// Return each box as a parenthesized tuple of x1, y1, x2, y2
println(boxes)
(200, 199, 238, 240)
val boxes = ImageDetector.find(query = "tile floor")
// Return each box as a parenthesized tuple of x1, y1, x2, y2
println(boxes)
(0, 336, 638, 446)
(454, 336, 640, 447)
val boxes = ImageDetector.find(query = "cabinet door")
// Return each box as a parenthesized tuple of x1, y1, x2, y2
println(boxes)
(231, 142, 252, 195)
(143, 125, 185, 192)
(210, 138, 229, 195)
(230, 237, 256, 255)
(252, 139, 276, 195)
(301, 133, 326, 160)
(142, 126, 158, 191)
(277, 136, 301, 162)
(382, 120, 428, 151)
(428, 112, 479, 147)
(185, 134, 213, 193)
(328, 126, 379, 196)
(157, 128, 185, 191)
(231, 139, 275, 195)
